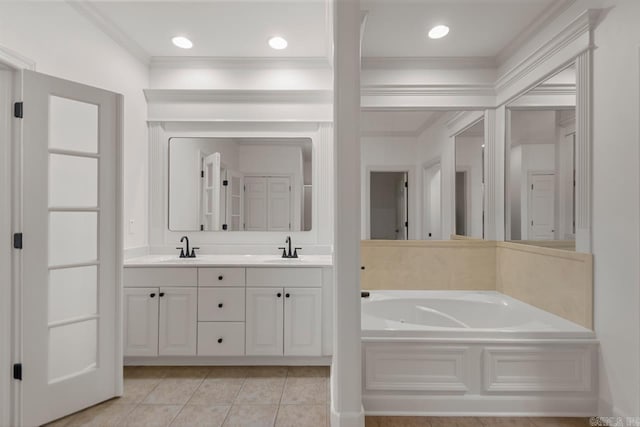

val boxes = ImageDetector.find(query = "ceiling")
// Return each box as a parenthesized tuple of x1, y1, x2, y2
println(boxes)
(361, 0, 556, 58)
(86, 1, 330, 58)
(79, 0, 565, 63)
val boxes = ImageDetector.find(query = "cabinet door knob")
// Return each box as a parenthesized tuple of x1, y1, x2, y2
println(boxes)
(277, 293, 282, 298)
(285, 293, 290, 298)
(159, 292, 165, 297)
(218, 303, 223, 308)
(218, 275, 224, 281)
(150, 293, 156, 298)
(217, 338, 223, 344)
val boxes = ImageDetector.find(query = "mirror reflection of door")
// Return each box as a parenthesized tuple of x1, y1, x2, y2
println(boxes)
(454, 119, 485, 238)
(455, 171, 468, 236)
(423, 163, 441, 240)
(370, 171, 408, 240)
(528, 172, 556, 239)
(243, 176, 292, 231)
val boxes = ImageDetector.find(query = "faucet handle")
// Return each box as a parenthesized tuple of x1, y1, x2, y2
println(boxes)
(278, 247, 287, 258)
(190, 247, 200, 258)
(293, 247, 302, 258)
(176, 247, 186, 258)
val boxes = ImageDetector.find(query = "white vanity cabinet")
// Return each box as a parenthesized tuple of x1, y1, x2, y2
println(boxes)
(123, 263, 331, 362)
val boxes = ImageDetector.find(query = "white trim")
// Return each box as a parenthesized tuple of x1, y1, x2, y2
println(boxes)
(66, 0, 150, 64)
(421, 159, 442, 240)
(150, 56, 332, 70)
(362, 84, 495, 98)
(144, 89, 333, 104)
(447, 111, 485, 138)
(0, 45, 35, 71)
(362, 56, 496, 70)
(124, 356, 331, 366)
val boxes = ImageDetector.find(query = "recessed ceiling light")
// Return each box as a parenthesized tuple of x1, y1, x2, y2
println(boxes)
(428, 25, 450, 40)
(268, 36, 288, 50)
(172, 36, 193, 49)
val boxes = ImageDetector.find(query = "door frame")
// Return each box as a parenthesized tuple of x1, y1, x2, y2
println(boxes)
(0, 49, 124, 425)
(365, 165, 416, 240)
(527, 170, 556, 240)
(422, 158, 442, 240)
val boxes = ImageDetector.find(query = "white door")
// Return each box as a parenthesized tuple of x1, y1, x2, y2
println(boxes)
(423, 164, 442, 240)
(123, 288, 159, 357)
(284, 288, 322, 356)
(244, 177, 268, 231)
(395, 174, 408, 240)
(202, 152, 221, 231)
(529, 173, 556, 240)
(226, 169, 244, 231)
(158, 287, 197, 356)
(20, 70, 121, 426)
(246, 287, 284, 355)
(268, 177, 291, 231)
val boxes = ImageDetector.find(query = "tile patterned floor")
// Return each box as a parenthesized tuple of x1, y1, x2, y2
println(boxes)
(45, 366, 330, 427)
(44, 366, 590, 427)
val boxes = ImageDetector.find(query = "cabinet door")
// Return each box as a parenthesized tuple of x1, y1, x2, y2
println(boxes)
(284, 288, 322, 356)
(158, 287, 197, 356)
(245, 287, 283, 355)
(123, 288, 159, 357)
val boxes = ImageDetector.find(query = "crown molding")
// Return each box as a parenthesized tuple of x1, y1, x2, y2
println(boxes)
(361, 84, 495, 97)
(496, 0, 577, 66)
(529, 83, 576, 96)
(362, 56, 496, 70)
(160, 121, 324, 133)
(150, 56, 332, 70)
(495, 9, 600, 96)
(144, 89, 333, 104)
(0, 44, 35, 70)
(67, 0, 150, 65)
(446, 110, 485, 137)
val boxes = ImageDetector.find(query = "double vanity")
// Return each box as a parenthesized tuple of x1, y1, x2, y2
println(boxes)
(122, 252, 333, 365)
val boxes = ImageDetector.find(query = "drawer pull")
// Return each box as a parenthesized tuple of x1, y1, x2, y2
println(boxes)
(149, 293, 156, 298)
(277, 292, 282, 298)
(217, 338, 223, 344)
(218, 275, 224, 281)
(285, 293, 290, 298)
(159, 292, 165, 297)
(218, 303, 223, 308)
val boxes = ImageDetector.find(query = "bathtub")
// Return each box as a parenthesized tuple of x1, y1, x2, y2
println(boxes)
(361, 291, 598, 417)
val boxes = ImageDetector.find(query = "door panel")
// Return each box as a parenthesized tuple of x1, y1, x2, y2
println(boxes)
(244, 177, 268, 231)
(21, 70, 121, 426)
(284, 288, 322, 356)
(246, 287, 283, 355)
(123, 288, 159, 357)
(158, 287, 197, 356)
(268, 177, 291, 231)
(529, 173, 556, 240)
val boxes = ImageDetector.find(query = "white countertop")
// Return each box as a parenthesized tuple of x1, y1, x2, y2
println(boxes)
(124, 254, 333, 267)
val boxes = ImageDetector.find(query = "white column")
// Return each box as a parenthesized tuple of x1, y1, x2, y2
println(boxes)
(148, 122, 166, 247)
(331, 0, 364, 426)
(484, 107, 506, 241)
(575, 51, 592, 253)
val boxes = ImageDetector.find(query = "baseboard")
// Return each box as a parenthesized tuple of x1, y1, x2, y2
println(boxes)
(363, 394, 598, 417)
(331, 404, 365, 427)
(597, 397, 628, 418)
(124, 355, 332, 366)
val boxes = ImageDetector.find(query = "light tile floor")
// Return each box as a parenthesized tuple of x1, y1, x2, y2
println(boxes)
(44, 366, 590, 427)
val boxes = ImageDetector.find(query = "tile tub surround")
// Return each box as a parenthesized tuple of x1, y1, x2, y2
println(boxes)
(360, 240, 593, 329)
(45, 365, 331, 427)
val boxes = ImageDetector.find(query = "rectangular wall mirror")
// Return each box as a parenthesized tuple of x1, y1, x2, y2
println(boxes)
(169, 137, 312, 232)
(454, 119, 485, 239)
(505, 65, 576, 250)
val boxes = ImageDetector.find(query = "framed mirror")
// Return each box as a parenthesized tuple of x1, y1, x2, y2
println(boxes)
(168, 137, 312, 232)
(505, 65, 576, 250)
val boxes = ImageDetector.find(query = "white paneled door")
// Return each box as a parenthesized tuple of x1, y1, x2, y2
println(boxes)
(528, 172, 556, 240)
(20, 70, 121, 426)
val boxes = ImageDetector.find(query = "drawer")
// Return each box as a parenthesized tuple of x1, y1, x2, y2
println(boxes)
(199, 268, 245, 287)
(124, 267, 197, 287)
(198, 322, 245, 356)
(246, 268, 322, 287)
(198, 288, 245, 322)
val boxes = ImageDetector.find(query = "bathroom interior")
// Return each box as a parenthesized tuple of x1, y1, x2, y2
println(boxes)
(0, 0, 639, 426)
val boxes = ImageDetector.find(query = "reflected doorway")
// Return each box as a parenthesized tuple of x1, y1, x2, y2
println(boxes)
(370, 171, 408, 240)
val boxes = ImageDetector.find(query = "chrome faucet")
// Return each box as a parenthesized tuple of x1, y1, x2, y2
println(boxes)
(279, 236, 301, 259)
(177, 236, 199, 258)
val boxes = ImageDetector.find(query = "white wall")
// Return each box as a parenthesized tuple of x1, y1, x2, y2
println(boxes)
(455, 135, 484, 238)
(0, 1, 150, 250)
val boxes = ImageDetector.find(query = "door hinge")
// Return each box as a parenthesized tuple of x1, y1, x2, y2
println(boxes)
(222, 224, 228, 231)
(531, 184, 534, 190)
(200, 170, 204, 178)
(13, 363, 22, 381)
(531, 220, 534, 226)
(14, 102, 23, 119)
(200, 224, 204, 231)
(223, 180, 228, 187)
(404, 181, 408, 188)
(405, 221, 408, 228)
(13, 232, 23, 249)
